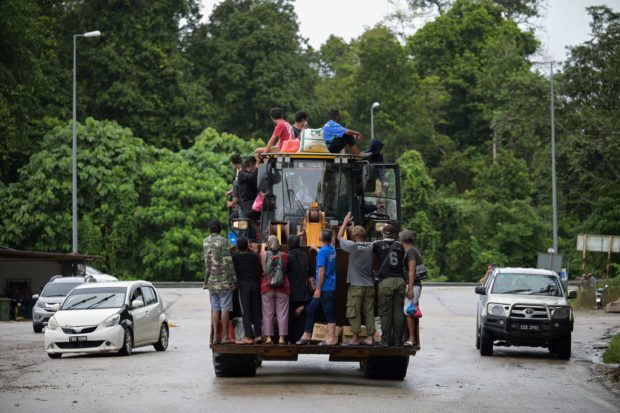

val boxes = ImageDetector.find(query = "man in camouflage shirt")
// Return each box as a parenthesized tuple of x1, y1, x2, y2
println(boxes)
(203, 219, 237, 344)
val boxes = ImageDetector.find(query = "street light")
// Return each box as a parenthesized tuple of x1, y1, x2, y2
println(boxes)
(533, 61, 559, 254)
(72, 30, 101, 254)
(370, 102, 380, 140)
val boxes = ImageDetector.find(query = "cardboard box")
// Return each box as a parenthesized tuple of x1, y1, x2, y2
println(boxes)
(311, 323, 342, 343)
(341, 325, 368, 342)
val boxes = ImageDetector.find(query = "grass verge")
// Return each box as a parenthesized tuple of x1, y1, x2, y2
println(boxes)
(603, 333, 620, 363)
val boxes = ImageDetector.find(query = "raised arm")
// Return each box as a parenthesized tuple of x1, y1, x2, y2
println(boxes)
(337, 212, 353, 241)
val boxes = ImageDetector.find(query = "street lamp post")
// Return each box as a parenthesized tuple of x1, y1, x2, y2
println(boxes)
(533, 61, 559, 254)
(72, 30, 101, 255)
(370, 102, 380, 140)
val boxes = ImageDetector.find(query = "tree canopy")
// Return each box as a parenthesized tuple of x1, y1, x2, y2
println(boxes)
(1, 0, 618, 281)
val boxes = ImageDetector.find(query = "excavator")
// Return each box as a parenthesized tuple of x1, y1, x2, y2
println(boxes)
(213, 149, 415, 380)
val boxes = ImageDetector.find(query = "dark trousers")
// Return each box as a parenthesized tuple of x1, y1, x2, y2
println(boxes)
(238, 282, 262, 339)
(304, 291, 337, 333)
(288, 300, 308, 343)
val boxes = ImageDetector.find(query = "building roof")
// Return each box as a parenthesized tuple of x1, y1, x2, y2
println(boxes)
(0, 247, 100, 262)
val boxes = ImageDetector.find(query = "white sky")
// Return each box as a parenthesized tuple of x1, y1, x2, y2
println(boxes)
(200, 0, 620, 62)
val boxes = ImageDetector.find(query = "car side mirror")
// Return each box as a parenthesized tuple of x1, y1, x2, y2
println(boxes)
(131, 299, 144, 309)
(32, 294, 39, 300)
(475, 286, 487, 295)
(567, 290, 577, 299)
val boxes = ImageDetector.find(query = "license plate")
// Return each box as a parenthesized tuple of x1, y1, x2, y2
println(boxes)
(69, 336, 87, 342)
(520, 324, 539, 331)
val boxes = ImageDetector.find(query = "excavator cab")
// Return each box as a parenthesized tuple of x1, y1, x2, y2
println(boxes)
(252, 153, 400, 245)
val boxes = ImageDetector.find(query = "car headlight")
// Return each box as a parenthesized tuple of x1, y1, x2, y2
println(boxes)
(551, 307, 571, 320)
(101, 313, 120, 327)
(488, 304, 507, 317)
(36, 301, 46, 308)
(47, 317, 59, 330)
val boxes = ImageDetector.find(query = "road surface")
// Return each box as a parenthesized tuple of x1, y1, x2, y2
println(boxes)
(1, 287, 619, 412)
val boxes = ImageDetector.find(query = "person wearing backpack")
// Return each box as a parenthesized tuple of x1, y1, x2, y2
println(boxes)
(260, 235, 290, 344)
(373, 224, 406, 346)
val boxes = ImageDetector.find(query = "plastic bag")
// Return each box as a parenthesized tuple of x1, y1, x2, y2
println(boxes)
(413, 306, 422, 319)
(403, 297, 416, 316)
(281, 138, 300, 153)
(252, 193, 263, 212)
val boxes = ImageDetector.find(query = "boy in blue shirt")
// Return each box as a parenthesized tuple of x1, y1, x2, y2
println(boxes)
(322, 109, 364, 155)
(296, 230, 338, 345)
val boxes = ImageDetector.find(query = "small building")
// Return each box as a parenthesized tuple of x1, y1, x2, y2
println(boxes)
(0, 247, 99, 314)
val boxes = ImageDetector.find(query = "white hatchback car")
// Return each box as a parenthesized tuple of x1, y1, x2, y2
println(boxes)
(45, 281, 169, 358)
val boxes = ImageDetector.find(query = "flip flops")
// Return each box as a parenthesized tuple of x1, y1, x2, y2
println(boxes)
(342, 340, 360, 347)
(296, 338, 310, 345)
(319, 340, 338, 346)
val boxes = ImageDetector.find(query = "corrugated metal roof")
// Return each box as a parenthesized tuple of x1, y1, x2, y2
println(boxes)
(0, 248, 101, 262)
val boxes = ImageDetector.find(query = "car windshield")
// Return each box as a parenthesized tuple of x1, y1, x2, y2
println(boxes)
(491, 273, 563, 297)
(41, 280, 84, 297)
(61, 287, 127, 310)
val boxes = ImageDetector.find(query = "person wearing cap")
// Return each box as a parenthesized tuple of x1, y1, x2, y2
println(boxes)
(203, 219, 237, 344)
(338, 212, 375, 346)
(373, 223, 406, 346)
(400, 230, 422, 350)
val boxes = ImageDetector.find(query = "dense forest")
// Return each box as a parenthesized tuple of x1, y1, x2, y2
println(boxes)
(0, 0, 618, 281)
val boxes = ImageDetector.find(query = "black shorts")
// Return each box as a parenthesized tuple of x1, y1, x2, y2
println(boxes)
(327, 135, 356, 153)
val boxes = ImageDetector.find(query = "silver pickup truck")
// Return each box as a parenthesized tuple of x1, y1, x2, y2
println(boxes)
(475, 267, 577, 359)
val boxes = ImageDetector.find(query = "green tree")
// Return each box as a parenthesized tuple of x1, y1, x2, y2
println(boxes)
(0, 0, 60, 182)
(51, 0, 210, 149)
(558, 6, 620, 221)
(0, 119, 153, 276)
(187, 0, 317, 137)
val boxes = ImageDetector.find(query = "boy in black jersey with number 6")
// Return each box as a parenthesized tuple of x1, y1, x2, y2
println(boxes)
(373, 224, 406, 346)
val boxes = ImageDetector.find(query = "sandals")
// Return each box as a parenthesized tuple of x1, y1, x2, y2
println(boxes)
(342, 340, 360, 347)
(296, 338, 310, 345)
(319, 340, 338, 346)
(361, 338, 374, 346)
(404, 340, 414, 347)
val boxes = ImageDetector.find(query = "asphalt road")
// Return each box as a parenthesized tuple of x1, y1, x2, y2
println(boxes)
(1, 287, 619, 413)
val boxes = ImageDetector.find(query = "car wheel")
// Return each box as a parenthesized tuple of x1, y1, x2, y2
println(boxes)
(48, 353, 62, 359)
(555, 335, 571, 360)
(33, 324, 43, 333)
(479, 328, 493, 356)
(118, 327, 133, 356)
(154, 323, 169, 351)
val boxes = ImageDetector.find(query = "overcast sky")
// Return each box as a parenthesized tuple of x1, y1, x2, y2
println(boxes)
(200, 0, 620, 62)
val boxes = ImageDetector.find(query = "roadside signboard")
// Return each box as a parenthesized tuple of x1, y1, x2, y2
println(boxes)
(576, 234, 620, 253)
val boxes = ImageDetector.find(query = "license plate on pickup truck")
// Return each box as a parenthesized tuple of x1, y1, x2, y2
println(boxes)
(69, 336, 87, 342)
(520, 324, 539, 331)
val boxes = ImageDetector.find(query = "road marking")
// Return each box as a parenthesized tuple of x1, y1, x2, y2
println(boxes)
(575, 385, 620, 412)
